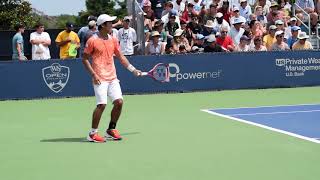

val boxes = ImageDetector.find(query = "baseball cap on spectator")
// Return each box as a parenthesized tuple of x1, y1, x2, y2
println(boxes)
(169, 10, 178, 18)
(207, 34, 216, 42)
(154, 19, 164, 26)
(291, 26, 301, 31)
(66, 22, 74, 28)
(240, 0, 247, 3)
(216, 12, 223, 18)
(204, 20, 214, 28)
(174, 29, 184, 37)
(269, 25, 277, 30)
(88, 15, 97, 22)
(240, 35, 250, 41)
(88, 20, 96, 27)
(275, 20, 284, 25)
(143, 0, 151, 7)
(275, 30, 284, 37)
(232, 18, 245, 25)
(290, 17, 297, 22)
(298, 32, 309, 39)
(270, 1, 278, 7)
(97, 14, 117, 26)
(196, 34, 205, 40)
(123, 16, 132, 21)
(233, 6, 239, 12)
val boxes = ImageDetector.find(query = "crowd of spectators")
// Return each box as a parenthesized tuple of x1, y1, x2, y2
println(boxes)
(11, 0, 319, 60)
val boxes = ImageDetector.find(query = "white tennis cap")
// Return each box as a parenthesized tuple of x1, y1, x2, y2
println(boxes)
(97, 14, 117, 26)
(275, 30, 284, 36)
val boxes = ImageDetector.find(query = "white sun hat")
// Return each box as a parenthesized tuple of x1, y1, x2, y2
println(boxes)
(298, 32, 309, 39)
(97, 14, 117, 26)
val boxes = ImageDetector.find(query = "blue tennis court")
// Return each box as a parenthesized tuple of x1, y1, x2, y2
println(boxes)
(203, 104, 320, 144)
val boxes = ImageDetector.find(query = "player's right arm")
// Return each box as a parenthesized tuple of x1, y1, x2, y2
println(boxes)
(82, 53, 101, 85)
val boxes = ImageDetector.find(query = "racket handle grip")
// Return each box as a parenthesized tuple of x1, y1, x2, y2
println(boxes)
(141, 72, 148, 76)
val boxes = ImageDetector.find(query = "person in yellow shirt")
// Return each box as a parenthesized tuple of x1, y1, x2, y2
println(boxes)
(55, 22, 80, 59)
(292, 32, 313, 50)
(263, 25, 277, 51)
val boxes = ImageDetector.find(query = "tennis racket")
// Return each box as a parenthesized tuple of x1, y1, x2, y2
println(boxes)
(141, 63, 170, 82)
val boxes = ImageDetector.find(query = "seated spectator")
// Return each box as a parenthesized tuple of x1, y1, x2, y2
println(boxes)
(192, 34, 206, 51)
(292, 32, 313, 50)
(12, 23, 27, 61)
(145, 31, 166, 55)
(284, 17, 299, 39)
(275, 19, 285, 31)
(151, 0, 166, 19)
(250, 20, 265, 39)
(255, 0, 271, 16)
(287, 26, 301, 49)
(172, 29, 191, 53)
(250, 36, 268, 51)
(204, 0, 223, 10)
(162, 9, 180, 27)
(30, 23, 51, 60)
(153, 20, 167, 42)
(216, 26, 235, 51)
(161, 1, 175, 17)
(263, 25, 277, 50)
(180, 19, 194, 45)
(295, 0, 318, 32)
(230, 6, 246, 26)
(213, 12, 230, 33)
(165, 12, 180, 42)
(143, 0, 156, 22)
(267, 2, 282, 22)
(218, 0, 231, 24)
(202, 20, 216, 37)
(239, 0, 252, 21)
(189, 0, 203, 14)
(118, 16, 137, 56)
(187, 15, 203, 34)
(254, 6, 268, 27)
(271, 30, 290, 50)
(235, 35, 250, 51)
(204, 34, 224, 52)
(229, 18, 245, 45)
(203, 3, 218, 23)
(55, 22, 80, 59)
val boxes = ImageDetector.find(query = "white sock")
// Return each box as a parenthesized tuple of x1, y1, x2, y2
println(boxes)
(90, 128, 98, 135)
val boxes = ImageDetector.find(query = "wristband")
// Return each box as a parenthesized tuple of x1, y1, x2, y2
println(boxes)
(127, 64, 136, 72)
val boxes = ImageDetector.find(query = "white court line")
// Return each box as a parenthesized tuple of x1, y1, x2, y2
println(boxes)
(202, 109, 320, 144)
(229, 109, 320, 116)
(209, 103, 320, 111)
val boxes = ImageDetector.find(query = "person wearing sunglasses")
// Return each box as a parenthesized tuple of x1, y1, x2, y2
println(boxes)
(271, 30, 290, 51)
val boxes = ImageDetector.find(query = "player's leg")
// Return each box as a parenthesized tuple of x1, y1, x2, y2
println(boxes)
(106, 80, 123, 140)
(87, 82, 109, 143)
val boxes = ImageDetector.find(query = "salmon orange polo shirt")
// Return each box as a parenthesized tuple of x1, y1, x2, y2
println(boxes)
(84, 34, 121, 82)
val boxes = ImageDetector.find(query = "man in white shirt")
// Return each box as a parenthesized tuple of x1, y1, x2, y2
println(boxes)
(239, 0, 252, 21)
(30, 23, 51, 60)
(229, 18, 245, 45)
(118, 16, 137, 56)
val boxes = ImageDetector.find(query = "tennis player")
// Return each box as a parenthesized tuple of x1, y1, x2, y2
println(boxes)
(82, 14, 141, 142)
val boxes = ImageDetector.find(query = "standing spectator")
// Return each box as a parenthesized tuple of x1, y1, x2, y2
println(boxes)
(78, 15, 97, 58)
(55, 22, 80, 59)
(271, 30, 290, 50)
(173, 0, 186, 17)
(216, 26, 235, 51)
(218, 0, 232, 24)
(203, 3, 218, 23)
(254, 6, 268, 27)
(239, 0, 252, 21)
(292, 32, 313, 50)
(213, 12, 230, 33)
(85, 20, 98, 43)
(145, 31, 165, 55)
(204, 34, 224, 52)
(263, 25, 277, 50)
(287, 26, 301, 49)
(284, 17, 298, 39)
(118, 16, 137, 56)
(235, 35, 250, 51)
(12, 24, 27, 61)
(295, 0, 318, 32)
(229, 18, 245, 45)
(30, 23, 51, 60)
(250, 36, 268, 51)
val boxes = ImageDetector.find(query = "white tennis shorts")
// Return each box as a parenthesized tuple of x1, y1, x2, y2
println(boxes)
(93, 80, 123, 105)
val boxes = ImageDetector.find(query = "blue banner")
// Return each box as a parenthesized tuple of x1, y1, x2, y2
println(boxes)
(1, 51, 320, 100)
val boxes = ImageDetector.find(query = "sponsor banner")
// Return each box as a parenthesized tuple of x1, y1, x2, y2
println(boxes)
(0, 51, 320, 100)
